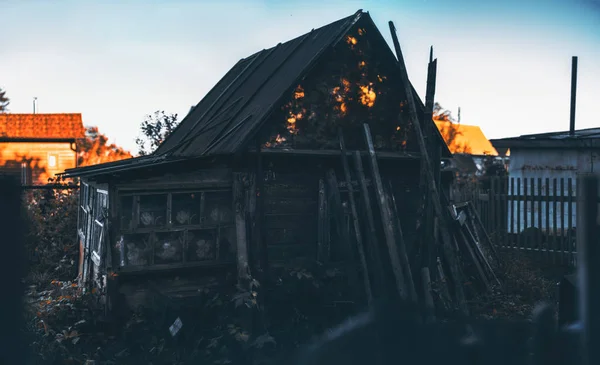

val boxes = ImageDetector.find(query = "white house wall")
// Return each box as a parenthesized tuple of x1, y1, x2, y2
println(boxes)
(507, 148, 600, 234)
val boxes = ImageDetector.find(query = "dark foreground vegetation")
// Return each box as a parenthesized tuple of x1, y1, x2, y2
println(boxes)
(22, 187, 560, 365)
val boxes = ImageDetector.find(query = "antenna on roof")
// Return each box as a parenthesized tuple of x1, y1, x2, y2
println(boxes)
(33, 97, 37, 114)
(429, 46, 433, 63)
(458, 107, 461, 123)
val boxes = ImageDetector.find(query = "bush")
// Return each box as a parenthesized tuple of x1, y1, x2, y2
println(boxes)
(24, 187, 79, 287)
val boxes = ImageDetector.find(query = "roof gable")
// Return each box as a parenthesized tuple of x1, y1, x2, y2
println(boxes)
(156, 11, 363, 157)
(0, 113, 85, 139)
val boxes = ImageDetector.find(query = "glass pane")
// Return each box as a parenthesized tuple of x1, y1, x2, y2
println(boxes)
(154, 231, 184, 264)
(172, 192, 201, 226)
(122, 233, 154, 266)
(139, 194, 167, 228)
(92, 222, 103, 252)
(119, 196, 133, 230)
(218, 227, 236, 261)
(203, 191, 232, 225)
(186, 229, 216, 261)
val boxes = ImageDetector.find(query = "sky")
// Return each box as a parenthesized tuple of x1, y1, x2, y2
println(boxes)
(1, 0, 599, 154)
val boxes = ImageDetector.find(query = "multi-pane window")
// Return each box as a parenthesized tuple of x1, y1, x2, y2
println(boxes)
(117, 190, 235, 268)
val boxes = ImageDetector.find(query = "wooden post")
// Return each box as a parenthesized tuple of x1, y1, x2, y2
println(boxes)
(233, 172, 250, 283)
(352, 151, 386, 292)
(553, 179, 558, 264)
(317, 179, 330, 264)
(338, 128, 373, 304)
(388, 21, 469, 315)
(560, 178, 566, 265)
(421, 267, 436, 323)
(510, 177, 515, 248)
(544, 178, 551, 263)
(255, 141, 268, 284)
(424, 51, 439, 272)
(386, 180, 418, 305)
(567, 178, 574, 267)
(576, 173, 600, 365)
(363, 124, 407, 301)
(537, 178, 543, 253)
(516, 178, 522, 250)
(326, 169, 360, 290)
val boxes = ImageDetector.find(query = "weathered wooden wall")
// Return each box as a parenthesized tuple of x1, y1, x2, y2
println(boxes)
(0, 141, 76, 184)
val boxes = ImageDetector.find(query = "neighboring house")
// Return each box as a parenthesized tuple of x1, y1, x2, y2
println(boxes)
(435, 120, 500, 173)
(0, 113, 85, 185)
(61, 10, 451, 313)
(489, 127, 600, 234)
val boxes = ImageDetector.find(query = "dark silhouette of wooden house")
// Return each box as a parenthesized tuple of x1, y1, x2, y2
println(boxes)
(62, 10, 451, 313)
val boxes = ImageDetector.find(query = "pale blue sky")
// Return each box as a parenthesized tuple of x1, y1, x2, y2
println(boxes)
(1, 0, 598, 154)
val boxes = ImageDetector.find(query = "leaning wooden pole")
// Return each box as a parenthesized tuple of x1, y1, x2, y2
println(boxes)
(423, 48, 439, 271)
(352, 151, 387, 293)
(338, 128, 373, 304)
(363, 123, 407, 301)
(388, 21, 468, 315)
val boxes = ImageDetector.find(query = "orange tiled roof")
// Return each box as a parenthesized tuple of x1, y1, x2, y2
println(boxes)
(434, 120, 498, 156)
(0, 113, 85, 139)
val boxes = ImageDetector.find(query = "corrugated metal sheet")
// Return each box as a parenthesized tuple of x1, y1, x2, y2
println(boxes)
(155, 10, 364, 158)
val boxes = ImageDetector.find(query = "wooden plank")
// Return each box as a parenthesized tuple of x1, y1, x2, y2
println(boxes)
(388, 22, 469, 316)
(352, 151, 386, 292)
(233, 173, 250, 284)
(516, 178, 521, 251)
(338, 128, 373, 303)
(456, 224, 490, 291)
(468, 202, 500, 265)
(510, 177, 515, 248)
(326, 169, 359, 289)
(530, 179, 535, 244)
(421, 267, 436, 323)
(491, 177, 497, 246)
(317, 179, 330, 264)
(363, 124, 407, 301)
(387, 180, 418, 305)
(560, 178, 566, 265)
(544, 178, 551, 264)
(537, 178, 543, 239)
(501, 178, 508, 249)
(553, 179, 558, 264)
(523, 178, 529, 233)
(567, 178, 574, 267)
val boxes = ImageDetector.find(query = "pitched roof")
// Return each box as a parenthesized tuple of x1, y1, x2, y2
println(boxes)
(0, 113, 85, 139)
(62, 9, 451, 178)
(435, 120, 497, 156)
(156, 11, 364, 157)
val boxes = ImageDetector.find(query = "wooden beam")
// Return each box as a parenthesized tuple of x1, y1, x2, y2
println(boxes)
(386, 180, 418, 305)
(317, 178, 330, 264)
(353, 151, 386, 295)
(389, 21, 468, 316)
(338, 128, 373, 304)
(363, 123, 407, 301)
(233, 172, 250, 283)
(326, 169, 360, 290)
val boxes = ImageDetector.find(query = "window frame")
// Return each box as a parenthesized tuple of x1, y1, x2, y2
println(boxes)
(117, 188, 235, 269)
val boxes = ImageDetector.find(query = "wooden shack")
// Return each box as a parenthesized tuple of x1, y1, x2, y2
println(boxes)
(62, 10, 451, 314)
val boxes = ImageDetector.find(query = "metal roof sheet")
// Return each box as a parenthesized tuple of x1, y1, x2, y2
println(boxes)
(154, 10, 363, 158)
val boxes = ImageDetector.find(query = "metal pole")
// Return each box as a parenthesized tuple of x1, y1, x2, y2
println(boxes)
(576, 173, 599, 365)
(569, 57, 578, 135)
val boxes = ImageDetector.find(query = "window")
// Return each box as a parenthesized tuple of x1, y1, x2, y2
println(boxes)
(117, 190, 235, 268)
(48, 154, 58, 168)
